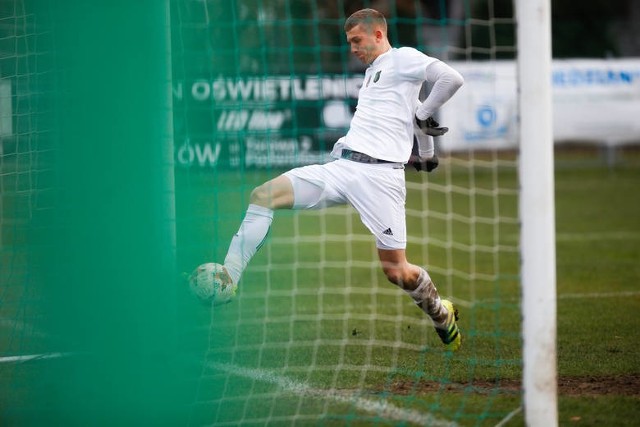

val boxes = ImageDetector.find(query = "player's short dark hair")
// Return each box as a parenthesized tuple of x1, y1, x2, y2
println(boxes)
(344, 8, 387, 33)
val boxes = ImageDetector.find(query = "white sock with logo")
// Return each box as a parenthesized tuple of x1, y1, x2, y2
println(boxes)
(224, 204, 274, 284)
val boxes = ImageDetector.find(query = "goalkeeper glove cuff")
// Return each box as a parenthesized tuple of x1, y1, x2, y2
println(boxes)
(411, 154, 439, 172)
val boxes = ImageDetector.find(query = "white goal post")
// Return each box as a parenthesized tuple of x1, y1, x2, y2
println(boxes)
(516, 0, 558, 425)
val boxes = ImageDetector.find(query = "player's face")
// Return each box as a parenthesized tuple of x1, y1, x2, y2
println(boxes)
(346, 24, 382, 65)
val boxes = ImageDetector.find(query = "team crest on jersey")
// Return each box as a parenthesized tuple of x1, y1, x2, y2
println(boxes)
(366, 70, 382, 87)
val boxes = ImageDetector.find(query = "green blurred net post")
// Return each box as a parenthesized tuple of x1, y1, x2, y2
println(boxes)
(35, 0, 185, 424)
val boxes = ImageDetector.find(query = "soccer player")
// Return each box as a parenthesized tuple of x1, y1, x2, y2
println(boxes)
(200, 8, 464, 351)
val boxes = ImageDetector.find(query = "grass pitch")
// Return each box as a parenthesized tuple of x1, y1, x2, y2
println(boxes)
(1, 148, 638, 425)
(176, 148, 640, 426)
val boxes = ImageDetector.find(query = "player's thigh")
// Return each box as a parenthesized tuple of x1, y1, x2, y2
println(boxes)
(283, 163, 346, 209)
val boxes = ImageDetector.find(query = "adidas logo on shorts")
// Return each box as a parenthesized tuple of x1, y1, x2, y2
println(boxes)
(382, 228, 393, 236)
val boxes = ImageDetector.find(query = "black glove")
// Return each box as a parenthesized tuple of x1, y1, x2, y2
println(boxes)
(410, 154, 439, 172)
(415, 116, 448, 136)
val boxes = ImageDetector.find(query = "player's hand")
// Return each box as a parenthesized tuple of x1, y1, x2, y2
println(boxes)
(409, 154, 439, 172)
(415, 116, 448, 136)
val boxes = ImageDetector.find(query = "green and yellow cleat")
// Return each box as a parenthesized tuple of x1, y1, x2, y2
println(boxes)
(435, 299, 461, 352)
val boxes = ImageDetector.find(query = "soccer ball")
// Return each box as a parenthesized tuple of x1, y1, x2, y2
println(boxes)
(189, 263, 237, 305)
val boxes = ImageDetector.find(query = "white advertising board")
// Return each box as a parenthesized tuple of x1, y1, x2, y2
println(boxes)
(440, 59, 640, 151)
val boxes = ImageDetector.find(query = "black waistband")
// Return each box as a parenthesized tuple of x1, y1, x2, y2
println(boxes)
(341, 149, 395, 164)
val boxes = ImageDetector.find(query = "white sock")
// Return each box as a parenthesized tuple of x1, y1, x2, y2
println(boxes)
(224, 204, 274, 284)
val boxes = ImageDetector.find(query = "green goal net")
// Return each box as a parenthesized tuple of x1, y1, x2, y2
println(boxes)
(173, 1, 522, 426)
(1, 0, 529, 425)
(0, 0, 56, 372)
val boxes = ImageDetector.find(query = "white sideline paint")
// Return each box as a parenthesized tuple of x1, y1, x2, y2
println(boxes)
(0, 352, 69, 363)
(494, 406, 523, 427)
(209, 361, 459, 427)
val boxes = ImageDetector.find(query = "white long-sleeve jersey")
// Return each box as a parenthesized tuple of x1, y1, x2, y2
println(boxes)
(331, 47, 463, 163)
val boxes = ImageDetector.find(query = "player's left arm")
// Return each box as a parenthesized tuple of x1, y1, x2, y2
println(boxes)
(410, 60, 463, 171)
(415, 61, 464, 123)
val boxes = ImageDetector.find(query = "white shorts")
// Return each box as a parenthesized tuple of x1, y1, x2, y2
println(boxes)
(283, 159, 407, 249)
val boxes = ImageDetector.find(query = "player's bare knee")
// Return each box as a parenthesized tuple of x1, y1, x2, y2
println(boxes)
(382, 266, 404, 287)
(249, 185, 269, 207)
